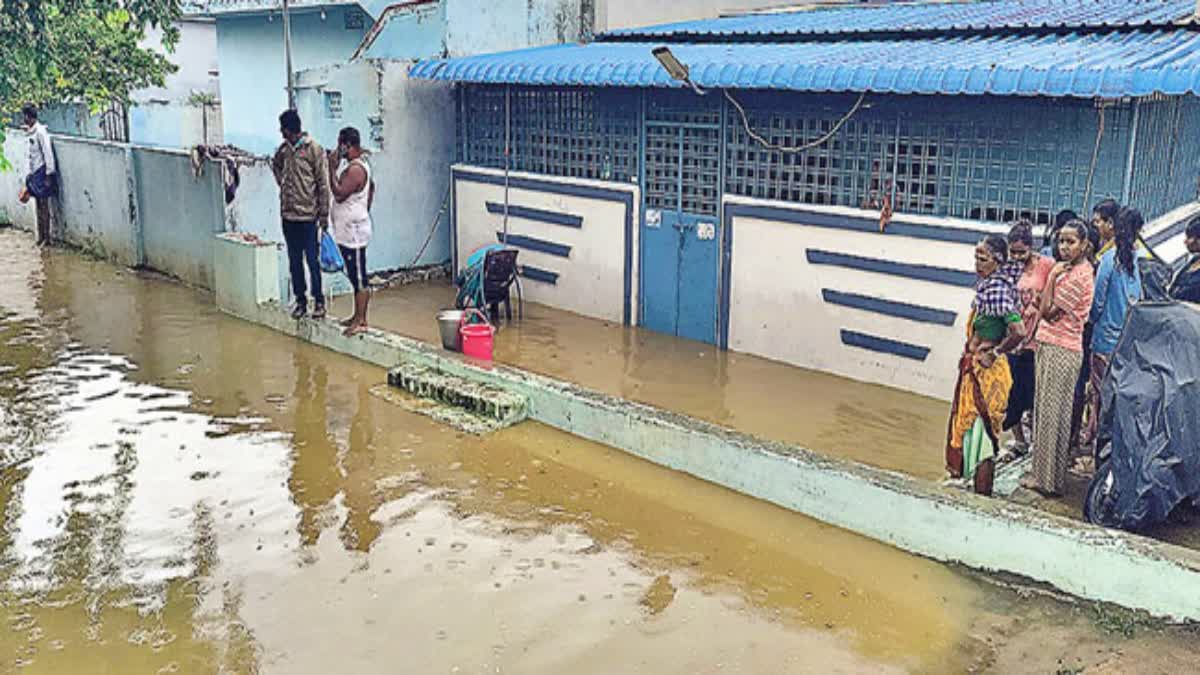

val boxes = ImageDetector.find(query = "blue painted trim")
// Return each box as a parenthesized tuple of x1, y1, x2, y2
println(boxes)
(519, 264, 559, 285)
(454, 168, 634, 325)
(840, 330, 931, 362)
(450, 174, 459, 274)
(719, 202, 981, 350)
(496, 232, 572, 258)
(822, 289, 958, 326)
(637, 89, 647, 327)
(727, 203, 990, 245)
(720, 204, 733, 350)
(486, 201, 583, 228)
(807, 249, 977, 288)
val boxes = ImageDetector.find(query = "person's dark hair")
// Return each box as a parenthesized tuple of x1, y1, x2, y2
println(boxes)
(1114, 207, 1144, 276)
(1007, 219, 1034, 247)
(338, 126, 361, 148)
(1060, 218, 1093, 256)
(279, 109, 302, 135)
(1187, 215, 1200, 240)
(981, 234, 1008, 264)
(1047, 209, 1078, 248)
(1093, 198, 1120, 224)
(21, 104, 37, 121)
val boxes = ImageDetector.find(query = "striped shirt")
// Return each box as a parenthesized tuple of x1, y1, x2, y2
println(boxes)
(1035, 261, 1094, 352)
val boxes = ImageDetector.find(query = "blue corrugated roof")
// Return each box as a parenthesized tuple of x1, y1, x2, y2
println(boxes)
(409, 30, 1200, 98)
(601, 0, 1196, 40)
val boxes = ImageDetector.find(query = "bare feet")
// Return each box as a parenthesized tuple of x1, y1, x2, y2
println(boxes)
(339, 316, 356, 327)
(1019, 473, 1039, 491)
(343, 323, 368, 337)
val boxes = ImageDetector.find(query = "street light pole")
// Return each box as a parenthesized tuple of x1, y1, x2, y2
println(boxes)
(282, 0, 296, 109)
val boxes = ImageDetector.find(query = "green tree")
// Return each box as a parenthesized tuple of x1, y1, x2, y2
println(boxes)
(0, 0, 182, 169)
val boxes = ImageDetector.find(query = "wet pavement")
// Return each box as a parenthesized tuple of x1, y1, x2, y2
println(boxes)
(365, 284, 951, 481)
(3, 227, 1200, 673)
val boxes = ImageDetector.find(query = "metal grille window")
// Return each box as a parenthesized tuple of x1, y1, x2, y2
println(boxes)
(460, 85, 639, 184)
(458, 85, 1196, 226)
(724, 92, 892, 210)
(1128, 96, 1200, 220)
(724, 93, 1132, 225)
(324, 91, 343, 120)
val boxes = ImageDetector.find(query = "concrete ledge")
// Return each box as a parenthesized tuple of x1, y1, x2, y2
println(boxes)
(212, 234, 1200, 621)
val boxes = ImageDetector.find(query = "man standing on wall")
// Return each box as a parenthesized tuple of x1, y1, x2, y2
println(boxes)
(272, 109, 330, 319)
(22, 105, 57, 246)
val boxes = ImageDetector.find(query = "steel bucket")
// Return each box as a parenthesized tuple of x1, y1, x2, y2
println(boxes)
(437, 309, 465, 352)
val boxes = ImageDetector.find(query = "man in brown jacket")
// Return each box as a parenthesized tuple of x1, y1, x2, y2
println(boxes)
(273, 109, 331, 319)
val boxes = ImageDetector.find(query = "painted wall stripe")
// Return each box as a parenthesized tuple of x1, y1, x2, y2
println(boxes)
(454, 168, 633, 325)
(840, 329, 932, 361)
(519, 264, 559, 285)
(728, 203, 991, 245)
(496, 232, 572, 258)
(1147, 216, 1191, 248)
(486, 201, 584, 228)
(807, 249, 977, 288)
(822, 289, 958, 326)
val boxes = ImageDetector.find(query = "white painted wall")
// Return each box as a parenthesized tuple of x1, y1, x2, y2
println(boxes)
(725, 197, 1001, 401)
(293, 59, 455, 271)
(453, 165, 639, 324)
(137, 19, 220, 104)
(595, 0, 786, 31)
(0, 130, 36, 231)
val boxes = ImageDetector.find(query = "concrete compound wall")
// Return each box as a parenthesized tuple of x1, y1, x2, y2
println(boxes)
(453, 165, 639, 325)
(52, 137, 142, 267)
(725, 197, 1002, 401)
(0, 132, 229, 288)
(133, 146, 228, 289)
(0, 131, 35, 230)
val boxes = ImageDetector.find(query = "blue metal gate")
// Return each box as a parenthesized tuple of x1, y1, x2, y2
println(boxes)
(640, 96, 722, 344)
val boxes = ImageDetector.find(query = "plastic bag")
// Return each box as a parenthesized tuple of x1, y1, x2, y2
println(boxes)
(319, 229, 344, 273)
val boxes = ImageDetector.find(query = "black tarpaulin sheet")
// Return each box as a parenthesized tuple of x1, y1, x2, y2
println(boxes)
(1098, 301, 1200, 531)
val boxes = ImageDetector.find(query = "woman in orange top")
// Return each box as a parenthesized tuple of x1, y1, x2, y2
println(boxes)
(1024, 220, 1095, 496)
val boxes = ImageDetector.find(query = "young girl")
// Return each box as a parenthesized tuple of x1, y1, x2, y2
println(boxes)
(1025, 220, 1095, 496)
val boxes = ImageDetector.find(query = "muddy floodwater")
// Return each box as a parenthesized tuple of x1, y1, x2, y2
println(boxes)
(2, 229, 1198, 673)
(368, 284, 951, 482)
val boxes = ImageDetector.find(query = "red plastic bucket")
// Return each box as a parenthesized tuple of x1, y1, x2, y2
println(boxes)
(459, 310, 494, 361)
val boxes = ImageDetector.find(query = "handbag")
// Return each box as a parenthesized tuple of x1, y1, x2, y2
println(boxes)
(318, 229, 345, 274)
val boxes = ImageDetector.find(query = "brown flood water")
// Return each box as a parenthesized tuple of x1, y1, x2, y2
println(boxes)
(366, 283, 951, 481)
(2, 228, 1198, 673)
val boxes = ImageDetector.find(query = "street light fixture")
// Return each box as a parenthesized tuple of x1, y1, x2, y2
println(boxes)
(652, 46, 708, 96)
(649, 46, 866, 155)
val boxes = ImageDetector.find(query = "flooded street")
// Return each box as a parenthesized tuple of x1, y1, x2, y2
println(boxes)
(2, 227, 1199, 673)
